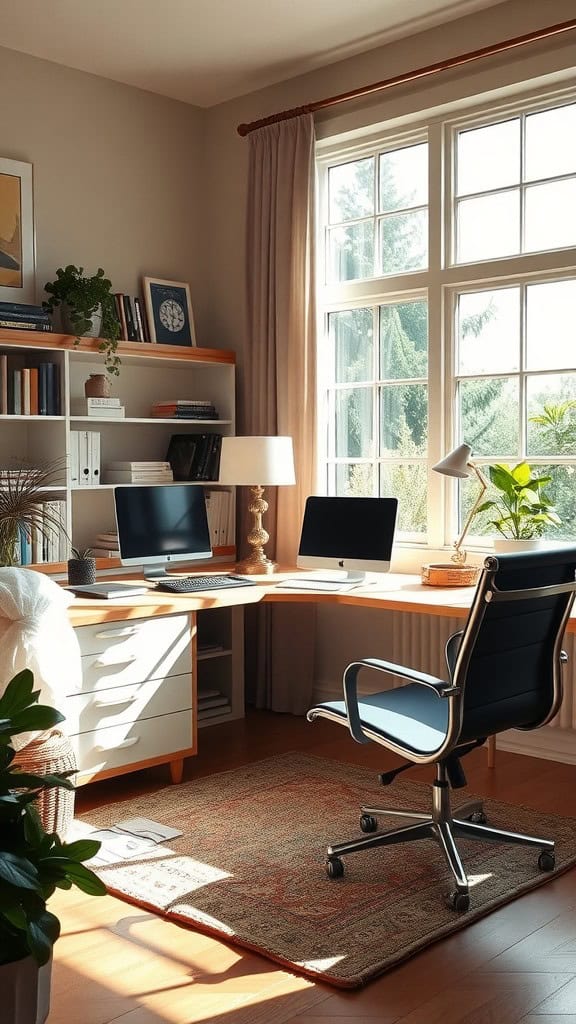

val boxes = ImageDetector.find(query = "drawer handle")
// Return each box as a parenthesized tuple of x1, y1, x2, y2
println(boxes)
(94, 627, 139, 639)
(94, 737, 139, 752)
(93, 655, 137, 667)
(94, 695, 137, 708)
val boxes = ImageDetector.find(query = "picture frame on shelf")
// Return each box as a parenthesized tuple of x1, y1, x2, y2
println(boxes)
(143, 277, 197, 346)
(0, 158, 35, 303)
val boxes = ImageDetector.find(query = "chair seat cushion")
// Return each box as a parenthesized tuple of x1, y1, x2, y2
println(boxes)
(319, 683, 449, 754)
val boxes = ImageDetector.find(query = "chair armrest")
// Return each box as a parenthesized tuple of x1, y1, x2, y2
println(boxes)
(343, 658, 457, 745)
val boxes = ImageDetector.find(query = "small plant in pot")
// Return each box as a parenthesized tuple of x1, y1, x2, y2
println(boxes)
(475, 462, 561, 550)
(0, 668, 105, 1023)
(67, 546, 96, 586)
(43, 265, 121, 377)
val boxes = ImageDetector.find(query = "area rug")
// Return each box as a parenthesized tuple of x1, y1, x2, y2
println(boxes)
(76, 752, 576, 988)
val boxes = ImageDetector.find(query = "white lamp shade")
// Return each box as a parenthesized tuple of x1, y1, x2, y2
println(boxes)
(219, 436, 295, 486)
(432, 443, 472, 479)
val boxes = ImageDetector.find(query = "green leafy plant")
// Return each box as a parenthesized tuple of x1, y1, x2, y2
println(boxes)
(69, 546, 93, 560)
(476, 462, 561, 540)
(0, 669, 106, 967)
(529, 399, 576, 454)
(0, 459, 66, 567)
(43, 266, 121, 376)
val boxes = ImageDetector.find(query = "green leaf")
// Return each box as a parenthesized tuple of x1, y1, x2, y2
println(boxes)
(62, 862, 107, 895)
(0, 852, 40, 890)
(0, 669, 35, 718)
(61, 839, 101, 862)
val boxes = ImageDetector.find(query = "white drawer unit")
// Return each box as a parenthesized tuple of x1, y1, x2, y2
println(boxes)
(72, 613, 195, 783)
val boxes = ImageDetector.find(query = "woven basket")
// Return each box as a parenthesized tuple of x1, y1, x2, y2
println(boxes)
(17, 730, 77, 838)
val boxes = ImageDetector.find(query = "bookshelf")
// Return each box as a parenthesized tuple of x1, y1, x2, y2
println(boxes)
(0, 329, 237, 569)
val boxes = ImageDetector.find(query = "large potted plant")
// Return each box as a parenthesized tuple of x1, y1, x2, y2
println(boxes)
(476, 462, 561, 551)
(0, 668, 105, 1023)
(43, 265, 121, 377)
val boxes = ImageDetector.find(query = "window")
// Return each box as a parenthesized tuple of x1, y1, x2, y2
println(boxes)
(317, 91, 576, 548)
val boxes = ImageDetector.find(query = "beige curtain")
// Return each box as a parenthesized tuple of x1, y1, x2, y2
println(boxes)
(242, 114, 317, 713)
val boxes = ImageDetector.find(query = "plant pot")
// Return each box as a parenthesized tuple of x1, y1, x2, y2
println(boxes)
(84, 373, 111, 398)
(493, 538, 543, 553)
(62, 303, 102, 338)
(0, 955, 52, 1024)
(67, 556, 97, 585)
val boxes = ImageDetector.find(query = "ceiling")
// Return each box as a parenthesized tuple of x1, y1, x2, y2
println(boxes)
(0, 0, 509, 108)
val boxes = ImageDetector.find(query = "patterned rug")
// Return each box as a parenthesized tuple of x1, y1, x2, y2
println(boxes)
(76, 752, 576, 988)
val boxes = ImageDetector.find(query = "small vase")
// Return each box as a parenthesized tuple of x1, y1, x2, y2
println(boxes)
(84, 374, 111, 398)
(67, 557, 97, 586)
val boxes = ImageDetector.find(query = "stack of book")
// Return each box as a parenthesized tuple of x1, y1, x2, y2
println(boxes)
(166, 432, 222, 481)
(103, 461, 174, 484)
(196, 686, 231, 722)
(151, 400, 219, 420)
(92, 531, 120, 558)
(0, 301, 53, 333)
(0, 356, 60, 415)
(74, 396, 126, 418)
(113, 293, 149, 342)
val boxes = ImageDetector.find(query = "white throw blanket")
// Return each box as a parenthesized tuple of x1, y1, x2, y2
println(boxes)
(0, 568, 81, 748)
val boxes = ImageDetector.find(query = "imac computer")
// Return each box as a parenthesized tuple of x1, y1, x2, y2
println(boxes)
(113, 484, 212, 580)
(294, 495, 398, 586)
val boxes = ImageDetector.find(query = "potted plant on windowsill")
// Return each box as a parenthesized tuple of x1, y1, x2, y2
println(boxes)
(0, 668, 106, 1024)
(43, 265, 121, 377)
(475, 462, 561, 552)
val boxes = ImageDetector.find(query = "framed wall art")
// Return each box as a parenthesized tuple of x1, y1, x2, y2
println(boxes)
(143, 277, 197, 346)
(0, 158, 35, 303)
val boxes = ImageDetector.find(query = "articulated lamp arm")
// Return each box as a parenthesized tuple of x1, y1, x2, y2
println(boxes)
(452, 462, 489, 564)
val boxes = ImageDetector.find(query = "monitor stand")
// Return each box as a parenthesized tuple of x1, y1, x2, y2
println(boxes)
(143, 564, 172, 581)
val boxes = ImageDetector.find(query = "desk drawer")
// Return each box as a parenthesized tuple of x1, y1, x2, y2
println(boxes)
(70, 709, 193, 777)
(65, 673, 191, 735)
(75, 614, 191, 657)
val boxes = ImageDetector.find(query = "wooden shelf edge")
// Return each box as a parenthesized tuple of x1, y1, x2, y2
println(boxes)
(0, 329, 235, 365)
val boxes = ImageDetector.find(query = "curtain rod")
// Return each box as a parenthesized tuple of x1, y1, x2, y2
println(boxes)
(237, 17, 576, 137)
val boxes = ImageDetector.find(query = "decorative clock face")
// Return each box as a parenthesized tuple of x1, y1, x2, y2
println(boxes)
(159, 298, 185, 332)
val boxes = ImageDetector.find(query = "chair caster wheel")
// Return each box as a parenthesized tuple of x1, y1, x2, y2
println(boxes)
(448, 889, 470, 912)
(326, 856, 344, 879)
(538, 851, 555, 872)
(360, 813, 378, 833)
(469, 811, 487, 824)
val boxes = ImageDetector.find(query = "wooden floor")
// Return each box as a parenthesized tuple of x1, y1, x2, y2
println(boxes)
(50, 711, 576, 1024)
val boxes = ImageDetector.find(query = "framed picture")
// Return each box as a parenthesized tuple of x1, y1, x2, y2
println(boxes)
(0, 158, 35, 303)
(143, 277, 197, 346)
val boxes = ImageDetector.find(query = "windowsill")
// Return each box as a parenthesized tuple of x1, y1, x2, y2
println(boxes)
(391, 540, 572, 575)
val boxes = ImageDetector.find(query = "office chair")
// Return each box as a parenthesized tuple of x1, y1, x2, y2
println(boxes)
(307, 548, 576, 911)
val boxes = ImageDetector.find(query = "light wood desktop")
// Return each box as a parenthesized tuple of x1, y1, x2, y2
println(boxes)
(66, 569, 576, 785)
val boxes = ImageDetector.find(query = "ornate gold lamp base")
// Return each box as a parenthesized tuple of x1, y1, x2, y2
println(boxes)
(235, 485, 277, 575)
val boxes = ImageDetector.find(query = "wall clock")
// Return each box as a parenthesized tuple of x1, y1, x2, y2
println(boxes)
(143, 277, 196, 346)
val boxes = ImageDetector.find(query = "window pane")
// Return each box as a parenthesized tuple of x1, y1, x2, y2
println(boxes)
(526, 279, 576, 371)
(329, 309, 373, 383)
(380, 463, 427, 533)
(379, 143, 428, 212)
(525, 104, 576, 182)
(457, 288, 519, 375)
(456, 119, 520, 195)
(541, 465, 576, 542)
(335, 389, 373, 457)
(456, 191, 519, 262)
(380, 384, 427, 455)
(328, 157, 374, 222)
(327, 222, 375, 282)
(458, 378, 519, 456)
(525, 179, 576, 253)
(336, 462, 374, 495)
(380, 301, 428, 380)
(380, 209, 427, 273)
(527, 373, 576, 455)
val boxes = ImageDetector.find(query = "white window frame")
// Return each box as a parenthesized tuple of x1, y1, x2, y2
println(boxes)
(316, 82, 576, 560)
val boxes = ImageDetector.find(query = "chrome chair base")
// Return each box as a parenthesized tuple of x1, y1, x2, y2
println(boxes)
(325, 766, 555, 911)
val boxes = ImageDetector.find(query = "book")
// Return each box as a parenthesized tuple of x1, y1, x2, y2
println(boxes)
(106, 461, 172, 471)
(132, 296, 145, 341)
(29, 367, 39, 415)
(198, 704, 232, 720)
(114, 293, 128, 341)
(154, 399, 216, 407)
(87, 406, 125, 418)
(104, 470, 174, 483)
(0, 319, 52, 332)
(0, 355, 7, 414)
(95, 531, 118, 543)
(86, 397, 121, 408)
(122, 295, 137, 341)
(91, 547, 120, 557)
(0, 309, 51, 323)
(66, 582, 150, 599)
(0, 301, 48, 316)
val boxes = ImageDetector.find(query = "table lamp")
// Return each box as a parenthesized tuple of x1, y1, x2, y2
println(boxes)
(218, 435, 295, 574)
(422, 443, 488, 586)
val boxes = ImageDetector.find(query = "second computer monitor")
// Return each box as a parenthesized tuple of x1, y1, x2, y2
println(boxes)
(296, 496, 398, 581)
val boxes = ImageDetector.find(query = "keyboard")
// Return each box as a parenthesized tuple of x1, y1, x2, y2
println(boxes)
(155, 574, 256, 593)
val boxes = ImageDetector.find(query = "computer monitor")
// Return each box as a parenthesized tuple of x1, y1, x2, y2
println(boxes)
(113, 484, 212, 579)
(296, 496, 398, 582)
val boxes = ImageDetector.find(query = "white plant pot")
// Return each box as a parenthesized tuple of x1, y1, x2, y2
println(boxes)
(62, 303, 102, 338)
(0, 955, 51, 1024)
(493, 538, 543, 553)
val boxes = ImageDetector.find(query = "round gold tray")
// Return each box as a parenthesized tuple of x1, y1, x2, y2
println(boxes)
(421, 563, 480, 587)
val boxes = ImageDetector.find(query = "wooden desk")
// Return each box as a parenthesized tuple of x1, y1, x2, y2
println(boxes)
(66, 571, 576, 785)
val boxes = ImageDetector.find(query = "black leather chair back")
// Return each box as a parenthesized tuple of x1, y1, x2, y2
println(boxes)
(451, 548, 576, 745)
